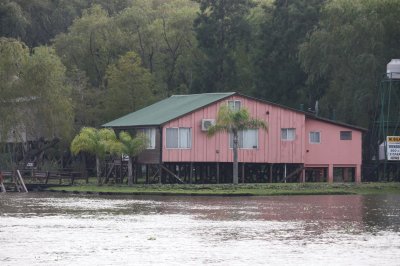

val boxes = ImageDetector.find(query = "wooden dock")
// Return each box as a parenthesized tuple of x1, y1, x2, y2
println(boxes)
(0, 169, 86, 193)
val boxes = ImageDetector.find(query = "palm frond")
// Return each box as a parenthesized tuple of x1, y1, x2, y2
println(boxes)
(207, 105, 268, 137)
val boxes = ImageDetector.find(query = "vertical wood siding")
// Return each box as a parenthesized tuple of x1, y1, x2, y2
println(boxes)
(162, 95, 305, 163)
(304, 118, 362, 166)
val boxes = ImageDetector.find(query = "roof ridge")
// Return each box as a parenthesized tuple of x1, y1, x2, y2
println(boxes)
(171, 92, 235, 97)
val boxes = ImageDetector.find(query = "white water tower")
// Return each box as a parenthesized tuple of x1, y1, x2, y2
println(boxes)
(387, 59, 400, 79)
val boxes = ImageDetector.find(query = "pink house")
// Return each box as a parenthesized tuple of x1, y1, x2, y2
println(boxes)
(103, 92, 364, 183)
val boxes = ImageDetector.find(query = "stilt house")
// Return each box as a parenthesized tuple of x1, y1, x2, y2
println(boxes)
(103, 92, 364, 183)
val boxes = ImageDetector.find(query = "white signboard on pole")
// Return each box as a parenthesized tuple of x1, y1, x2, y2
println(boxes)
(387, 136, 400, 160)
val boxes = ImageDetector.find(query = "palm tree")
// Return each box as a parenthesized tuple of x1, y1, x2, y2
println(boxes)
(207, 105, 267, 184)
(70, 127, 119, 185)
(118, 131, 148, 186)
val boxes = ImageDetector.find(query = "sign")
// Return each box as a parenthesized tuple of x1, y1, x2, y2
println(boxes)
(387, 136, 400, 160)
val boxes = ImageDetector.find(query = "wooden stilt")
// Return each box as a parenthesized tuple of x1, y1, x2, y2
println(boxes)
(159, 164, 163, 184)
(242, 163, 245, 183)
(269, 164, 273, 183)
(216, 162, 220, 184)
(145, 165, 149, 184)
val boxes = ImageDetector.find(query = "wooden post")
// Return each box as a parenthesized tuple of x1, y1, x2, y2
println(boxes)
(200, 164, 204, 184)
(145, 165, 149, 184)
(189, 162, 193, 184)
(343, 167, 349, 182)
(328, 165, 334, 183)
(284, 164, 287, 183)
(159, 164, 163, 184)
(355, 164, 361, 183)
(269, 164, 273, 183)
(216, 162, 220, 184)
(241, 163, 245, 183)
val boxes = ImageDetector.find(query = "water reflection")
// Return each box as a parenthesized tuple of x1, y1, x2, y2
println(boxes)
(0, 193, 400, 265)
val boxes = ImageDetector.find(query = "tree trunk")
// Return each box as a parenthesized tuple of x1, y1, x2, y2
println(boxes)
(233, 131, 239, 184)
(96, 156, 102, 185)
(128, 157, 133, 186)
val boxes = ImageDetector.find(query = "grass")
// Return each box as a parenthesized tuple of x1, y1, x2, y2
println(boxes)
(45, 181, 400, 196)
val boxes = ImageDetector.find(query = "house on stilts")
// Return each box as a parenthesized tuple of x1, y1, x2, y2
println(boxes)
(103, 92, 364, 184)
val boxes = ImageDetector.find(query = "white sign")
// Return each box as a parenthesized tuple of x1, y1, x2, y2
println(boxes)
(387, 136, 400, 160)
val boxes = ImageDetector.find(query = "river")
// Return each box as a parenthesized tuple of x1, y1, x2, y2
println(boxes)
(1, 193, 399, 265)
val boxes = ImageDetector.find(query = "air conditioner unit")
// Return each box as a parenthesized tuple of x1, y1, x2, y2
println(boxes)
(201, 119, 215, 131)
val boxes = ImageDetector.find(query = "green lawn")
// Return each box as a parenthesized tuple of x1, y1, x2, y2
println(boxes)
(45, 182, 400, 196)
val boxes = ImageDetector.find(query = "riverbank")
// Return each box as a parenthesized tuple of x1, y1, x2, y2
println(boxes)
(45, 182, 400, 196)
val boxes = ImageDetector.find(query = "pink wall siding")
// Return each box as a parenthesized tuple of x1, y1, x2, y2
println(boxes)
(162, 95, 305, 163)
(304, 118, 362, 166)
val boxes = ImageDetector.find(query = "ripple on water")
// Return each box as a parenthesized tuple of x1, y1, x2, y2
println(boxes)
(0, 194, 399, 265)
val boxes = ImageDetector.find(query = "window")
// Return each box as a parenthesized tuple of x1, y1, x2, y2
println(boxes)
(138, 128, 156, 149)
(166, 128, 191, 148)
(340, 131, 352, 140)
(309, 131, 321, 144)
(228, 100, 241, 111)
(229, 129, 258, 149)
(281, 128, 295, 141)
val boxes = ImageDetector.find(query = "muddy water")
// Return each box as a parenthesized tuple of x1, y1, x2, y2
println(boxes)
(0, 193, 399, 265)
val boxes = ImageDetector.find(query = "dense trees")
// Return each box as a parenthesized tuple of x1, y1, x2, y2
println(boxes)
(0, 38, 73, 143)
(192, 0, 254, 93)
(299, 0, 400, 126)
(254, 0, 326, 108)
(104, 52, 155, 121)
(2, 0, 400, 170)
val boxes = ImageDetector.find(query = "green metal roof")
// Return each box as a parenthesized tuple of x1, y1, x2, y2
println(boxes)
(102, 92, 235, 128)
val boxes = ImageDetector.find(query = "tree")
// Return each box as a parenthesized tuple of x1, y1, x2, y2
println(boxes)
(53, 5, 124, 88)
(253, 0, 326, 108)
(104, 51, 156, 121)
(0, 0, 132, 47)
(298, 0, 400, 127)
(192, 0, 255, 93)
(118, 131, 147, 186)
(115, 0, 198, 97)
(207, 105, 267, 184)
(22, 46, 73, 140)
(70, 127, 119, 184)
(0, 38, 73, 144)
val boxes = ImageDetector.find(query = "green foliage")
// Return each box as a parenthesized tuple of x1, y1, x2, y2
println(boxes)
(253, 0, 326, 108)
(104, 51, 156, 121)
(118, 131, 147, 157)
(0, 0, 133, 47)
(23, 46, 74, 140)
(192, 0, 255, 93)
(53, 5, 125, 88)
(115, 0, 198, 96)
(207, 105, 267, 136)
(299, 0, 400, 126)
(70, 127, 119, 159)
(0, 38, 73, 142)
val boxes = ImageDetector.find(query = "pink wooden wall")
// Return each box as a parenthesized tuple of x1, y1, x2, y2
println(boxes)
(304, 118, 362, 166)
(162, 95, 305, 163)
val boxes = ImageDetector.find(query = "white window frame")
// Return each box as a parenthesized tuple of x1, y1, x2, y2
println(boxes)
(309, 131, 321, 144)
(340, 131, 352, 140)
(229, 129, 259, 149)
(138, 128, 156, 149)
(228, 100, 241, 111)
(166, 127, 192, 149)
(281, 128, 296, 141)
